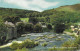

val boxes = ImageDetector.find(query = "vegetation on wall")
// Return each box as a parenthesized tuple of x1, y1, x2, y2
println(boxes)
(0, 17, 7, 45)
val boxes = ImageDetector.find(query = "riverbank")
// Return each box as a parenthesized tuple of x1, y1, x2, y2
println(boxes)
(0, 41, 22, 48)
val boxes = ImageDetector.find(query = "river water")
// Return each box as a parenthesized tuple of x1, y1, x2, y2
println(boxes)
(0, 32, 75, 51)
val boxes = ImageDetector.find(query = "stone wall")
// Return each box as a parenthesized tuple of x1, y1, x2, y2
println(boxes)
(6, 27, 17, 40)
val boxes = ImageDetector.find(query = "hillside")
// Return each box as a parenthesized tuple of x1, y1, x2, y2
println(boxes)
(0, 7, 39, 18)
(43, 4, 80, 13)
(42, 4, 80, 24)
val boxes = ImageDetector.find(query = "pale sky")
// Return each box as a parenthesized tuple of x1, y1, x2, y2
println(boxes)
(0, 0, 80, 12)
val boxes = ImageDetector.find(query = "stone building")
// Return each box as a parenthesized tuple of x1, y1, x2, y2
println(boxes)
(5, 21, 17, 40)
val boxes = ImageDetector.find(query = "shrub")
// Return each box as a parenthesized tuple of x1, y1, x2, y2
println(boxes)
(74, 35, 80, 45)
(16, 22, 25, 36)
(62, 39, 79, 49)
(29, 17, 39, 25)
(54, 23, 65, 33)
(65, 22, 72, 29)
(47, 23, 52, 29)
(62, 39, 72, 47)
(10, 39, 39, 50)
(42, 42, 48, 47)
(34, 41, 39, 46)
(21, 39, 35, 48)
(24, 23, 33, 32)
(34, 24, 43, 33)
(65, 29, 73, 33)
(10, 42, 20, 50)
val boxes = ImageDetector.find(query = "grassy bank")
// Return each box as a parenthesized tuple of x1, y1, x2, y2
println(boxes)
(20, 18, 29, 22)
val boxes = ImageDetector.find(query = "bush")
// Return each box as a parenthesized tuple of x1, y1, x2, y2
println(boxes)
(34, 41, 39, 46)
(16, 22, 25, 36)
(62, 39, 79, 49)
(54, 23, 65, 33)
(74, 35, 80, 45)
(34, 24, 43, 33)
(29, 17, 39, 25)
(42, 42, 48, 47)
(10, 42, 20, 50)
(65, 29, 73, 33)
(10, 39, 39, 50)
(21, 39, 35, 48)
(47, 23, 52, 29)
(62, 39, 72, 47)
(65, 22, 72, 29)
(24, 23, 33, 32)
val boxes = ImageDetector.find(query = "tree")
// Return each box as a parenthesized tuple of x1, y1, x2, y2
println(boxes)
(47, 23, 52, 29)
(3, 16, 21, 24)
(16, 22, 25, 36)
(24, 23, 34, 32)
(54, 23, 65, 33)
(29, 17, 39, 25)
(34, 24, 43, 33)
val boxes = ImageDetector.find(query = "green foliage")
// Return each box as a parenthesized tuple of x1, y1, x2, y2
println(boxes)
(47, 23, 52, 30)
(24, 23, 34, 32)
(16, 22, 25, 36)
(54, 23, 65, 33)
(0, 7, 39, 18)
(37, 17, 46, 22)
(65, 29, 72, 33)
(16, 22, 43, 34)
(65, 22, 72, 29)
(34, 41, 39, 46)
(0, 17, 7, 36)
(42, 42, 48, 47)
(21, 39, 35, 48)
(74, 35, 80, 45)
(0, 17, 7, 45)
(10, 42, 20, 50)
(34, 24, 43, 33)
(3, 16, 20, 24)
(29, 17, 39, 25)
(10, 39, 39, 50)
(62, 39, 73, 47)
(50, 10, 80, 25)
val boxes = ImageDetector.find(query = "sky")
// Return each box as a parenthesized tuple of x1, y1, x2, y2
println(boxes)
(0, 0, 80, 12)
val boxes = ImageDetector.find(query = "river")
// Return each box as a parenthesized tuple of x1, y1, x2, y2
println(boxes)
(0, 32, 75, 51)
